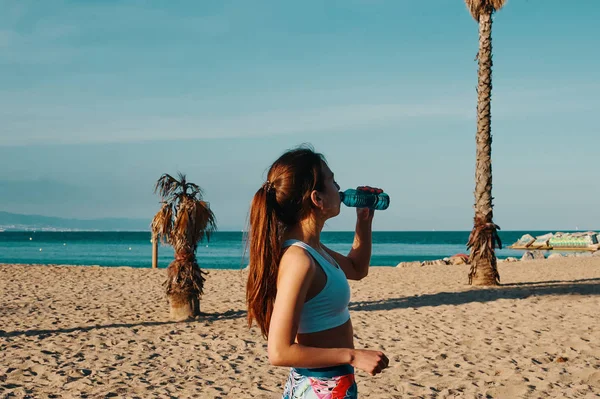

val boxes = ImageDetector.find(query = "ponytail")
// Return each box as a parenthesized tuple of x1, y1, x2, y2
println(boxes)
(246, 184, 282, 338)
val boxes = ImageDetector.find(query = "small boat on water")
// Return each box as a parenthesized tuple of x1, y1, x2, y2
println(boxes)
(510, 231, 599, 251)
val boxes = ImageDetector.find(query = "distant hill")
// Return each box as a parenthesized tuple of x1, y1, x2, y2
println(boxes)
(0, 211, 151, 231)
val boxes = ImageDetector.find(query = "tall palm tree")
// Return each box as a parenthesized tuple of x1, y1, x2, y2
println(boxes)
(464, 0, 505, 286)
(151, 173, 217, 320)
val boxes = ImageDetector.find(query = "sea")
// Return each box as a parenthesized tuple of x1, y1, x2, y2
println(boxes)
(0, 230, 576, 269)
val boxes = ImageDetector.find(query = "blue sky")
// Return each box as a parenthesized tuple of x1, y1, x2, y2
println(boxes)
(0, 0, 598, 231)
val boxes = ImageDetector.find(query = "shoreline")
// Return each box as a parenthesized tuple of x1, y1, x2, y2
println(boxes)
(3, 230, 598, 270)
(4, 245, 600, 271)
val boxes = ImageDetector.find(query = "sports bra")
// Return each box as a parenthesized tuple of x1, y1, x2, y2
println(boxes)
(282, 239, 351, 334)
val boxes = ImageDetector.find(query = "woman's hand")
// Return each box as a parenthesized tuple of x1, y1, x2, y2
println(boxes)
(349, 348, 389, 376)
(356, 186, 382, 223)
(356, 207, 374, 223)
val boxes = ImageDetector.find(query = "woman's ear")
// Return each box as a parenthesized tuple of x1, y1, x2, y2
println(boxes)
(310, 190, 323, 209)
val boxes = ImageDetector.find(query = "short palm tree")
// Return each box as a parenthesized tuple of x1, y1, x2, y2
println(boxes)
(151, 173, 217, 320)
(464, 0, 505, 286)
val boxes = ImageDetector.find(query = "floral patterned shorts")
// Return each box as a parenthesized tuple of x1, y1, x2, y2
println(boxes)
(282, 365, 357, 399)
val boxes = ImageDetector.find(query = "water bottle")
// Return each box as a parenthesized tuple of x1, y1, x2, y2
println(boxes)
(339, 187, 390, 210)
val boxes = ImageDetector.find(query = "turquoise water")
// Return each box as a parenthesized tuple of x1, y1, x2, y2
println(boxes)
(0, 231, 564, 269)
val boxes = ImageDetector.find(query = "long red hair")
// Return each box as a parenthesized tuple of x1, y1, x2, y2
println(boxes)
(245, 145, 327, 338)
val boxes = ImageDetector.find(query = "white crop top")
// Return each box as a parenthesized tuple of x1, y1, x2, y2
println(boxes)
(282, 239, 351, 334)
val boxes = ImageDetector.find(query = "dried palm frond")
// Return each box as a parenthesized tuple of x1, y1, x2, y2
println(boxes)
(164, 258, 208, 298)
(151, 202, 174, 245)
(465, 0, 506, 21)
(154, 174, 181, 203)
(467, 216, 502, 284)
(185, 180, 203, 200)
(173, 197, 193, 253)
(194, 201, 217, 243)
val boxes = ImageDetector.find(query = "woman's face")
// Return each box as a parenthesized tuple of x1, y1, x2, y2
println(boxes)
(315, 162, 341, 219)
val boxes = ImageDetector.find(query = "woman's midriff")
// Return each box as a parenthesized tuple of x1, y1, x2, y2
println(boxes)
(296, 318, 354, 349)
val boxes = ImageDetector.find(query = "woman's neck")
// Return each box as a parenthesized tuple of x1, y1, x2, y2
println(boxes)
(284, 217, 324, 248)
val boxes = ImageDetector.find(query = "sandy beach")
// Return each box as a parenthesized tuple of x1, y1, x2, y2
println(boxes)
(1, 258, 599, 398)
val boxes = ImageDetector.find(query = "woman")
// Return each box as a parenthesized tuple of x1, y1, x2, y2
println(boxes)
(246, 145, 389, 398)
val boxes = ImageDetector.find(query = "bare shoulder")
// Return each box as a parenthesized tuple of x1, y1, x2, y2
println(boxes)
(279, 245, 316, 278)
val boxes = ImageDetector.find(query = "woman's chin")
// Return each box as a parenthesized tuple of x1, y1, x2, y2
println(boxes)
(331, 208, 341, 218)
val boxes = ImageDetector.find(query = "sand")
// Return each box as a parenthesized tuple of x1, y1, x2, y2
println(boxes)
(1, 258, 599, 398)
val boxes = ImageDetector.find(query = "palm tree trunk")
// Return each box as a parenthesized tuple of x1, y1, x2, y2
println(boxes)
(467, 11, 501, 286)
(165, 257, 205, 320)
(151, 234, 158, 269)
(169, 292, 200, 321)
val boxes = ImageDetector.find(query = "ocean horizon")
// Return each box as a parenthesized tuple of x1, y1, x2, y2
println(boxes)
(1, 230, 595, 269)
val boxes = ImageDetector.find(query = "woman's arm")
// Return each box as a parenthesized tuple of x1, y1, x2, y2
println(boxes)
(323, 208, 374, 280)
(267, 244, 389, 374)
(267, 246, 353, 368)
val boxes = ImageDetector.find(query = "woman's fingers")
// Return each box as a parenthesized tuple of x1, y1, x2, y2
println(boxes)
(357, 185, 384, 194)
